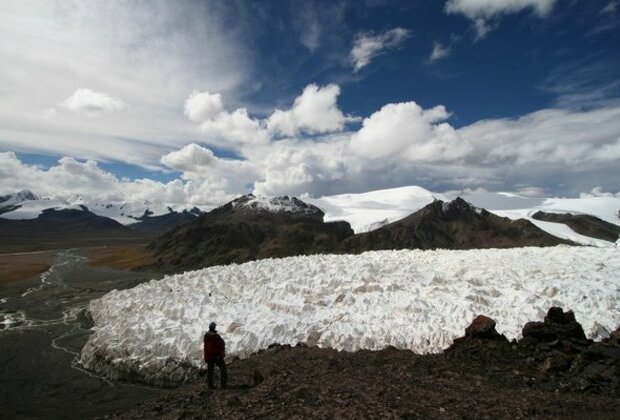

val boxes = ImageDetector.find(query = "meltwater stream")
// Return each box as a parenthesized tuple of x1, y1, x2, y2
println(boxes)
(0, 249, 164, 419)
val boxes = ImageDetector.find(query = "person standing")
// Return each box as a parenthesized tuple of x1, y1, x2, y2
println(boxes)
(203, 321, 227, 389)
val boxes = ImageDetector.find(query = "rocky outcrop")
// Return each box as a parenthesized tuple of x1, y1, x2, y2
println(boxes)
(532, 211, 620, 242)
(449, 307, 620, 391)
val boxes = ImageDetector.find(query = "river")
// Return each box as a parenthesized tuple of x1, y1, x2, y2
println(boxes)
(0, 249, 165, 419)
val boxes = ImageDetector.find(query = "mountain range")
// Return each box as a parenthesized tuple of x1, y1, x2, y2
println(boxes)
(1, 186, 618, 262)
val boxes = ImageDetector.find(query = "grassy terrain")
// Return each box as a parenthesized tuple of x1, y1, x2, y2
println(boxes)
(0, 251, 54, 285)
(83, 244, 156, 270)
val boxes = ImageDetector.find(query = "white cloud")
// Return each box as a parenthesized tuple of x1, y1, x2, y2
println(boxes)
(160, 143, 217, 172)
(0, 151, 242, 207)
(445, 0, 557, 38)
(350, 27, 410, 71)
(580, 187, 620, 198)
(350, 102, 471, 162)
(0, 1, 250, 165)
(182, 83, 356, 148)
(459, 107, 620, 167)
(199, 108, 270, 147)
(429, 41, 451, 62)
(59, 88, 125, 116)
(267, 84, 351, 137)
(160, 143, 259, 193)
(184, 91, 224, 123)
(4, 80, 620, 204)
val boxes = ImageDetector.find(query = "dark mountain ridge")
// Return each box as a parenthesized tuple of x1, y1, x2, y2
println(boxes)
(147, 195, 353, 271)
(532, 210, 620, 243)
(0, 207, 149, 253)
(148, 195, 571, 272)
(345, 198, 570, 252)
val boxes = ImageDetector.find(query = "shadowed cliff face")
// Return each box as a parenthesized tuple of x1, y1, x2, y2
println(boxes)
(147, 196, 572, 273)
(147, 195, 354, 272)
(344, 198, 570, 252)
(532, 211, 620, 243)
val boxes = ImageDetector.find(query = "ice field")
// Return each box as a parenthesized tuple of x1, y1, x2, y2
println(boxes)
(80, 246, 620, 381)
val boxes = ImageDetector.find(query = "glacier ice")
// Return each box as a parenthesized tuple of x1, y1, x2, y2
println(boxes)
(80, 246, 620, 384)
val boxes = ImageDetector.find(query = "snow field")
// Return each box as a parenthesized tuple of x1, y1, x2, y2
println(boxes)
(80, 246, 620, 381)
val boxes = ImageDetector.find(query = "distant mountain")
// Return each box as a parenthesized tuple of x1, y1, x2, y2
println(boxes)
(148, 195, 571, 272)
(147, 194, 353, 271)
(309, 186, 620, 247)
(129, 209, 200, 234)
(344, 198, 570, 252)
(306, 185, 446, 233)
(532, 211, 620, 243)
(0, 189, 39, 214)
(0, 189, 204, 235)
(0, 207, 149, 253)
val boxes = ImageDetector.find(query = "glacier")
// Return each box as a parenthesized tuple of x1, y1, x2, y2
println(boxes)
(80, 246, 620, 384)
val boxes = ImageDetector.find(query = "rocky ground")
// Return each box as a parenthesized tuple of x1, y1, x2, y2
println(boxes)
(102, 307, 620, 419)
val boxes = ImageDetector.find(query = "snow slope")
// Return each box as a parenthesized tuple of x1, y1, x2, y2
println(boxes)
(80, 246, 620, 383)
(306, 186, 447, 233)
(460, 193, 620, 246)
(307, 186, 620, 244)
(0, 192, 202, 225)
(0, 198, 83, 219)
(0, 189, 38, 207)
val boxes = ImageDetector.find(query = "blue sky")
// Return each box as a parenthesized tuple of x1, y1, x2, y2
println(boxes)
(0, 0, 619, 205)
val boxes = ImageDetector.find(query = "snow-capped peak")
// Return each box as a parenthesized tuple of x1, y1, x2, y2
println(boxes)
(0, 189, 39, 206)
(233, 194, 323, 216)
(306, 185, 448, 233)
(440, 197, 483, 215)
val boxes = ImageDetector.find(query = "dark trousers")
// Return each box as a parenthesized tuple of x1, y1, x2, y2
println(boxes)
(207, 356, 227, 388)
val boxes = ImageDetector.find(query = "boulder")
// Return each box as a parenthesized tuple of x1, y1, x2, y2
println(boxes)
(522, 307, 588, 344)
(465, 315, 501, 339)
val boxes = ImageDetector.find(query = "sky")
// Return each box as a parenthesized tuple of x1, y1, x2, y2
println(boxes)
(1, 0, 619, 206)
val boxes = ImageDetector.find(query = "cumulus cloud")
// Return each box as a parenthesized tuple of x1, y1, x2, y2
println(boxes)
(0, 151, 241, 207)
(350, 102, 471, 162)
(350, 27, 410, 71)
(429, 41, 451, 62)
(445, 0, 557, 39)
(59, 88, 125, 116)
(267, 84, 352, 137)
(5, 82, 620, 205)
(181, 91, 269, 148)
(199, 108, 270, 147)
(160, 143, 259, 194)
(184, 91, 224, 123)
(183, 83, 357, 148)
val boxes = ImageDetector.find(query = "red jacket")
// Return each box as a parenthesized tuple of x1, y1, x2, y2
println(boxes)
(203, 331, 226, 362)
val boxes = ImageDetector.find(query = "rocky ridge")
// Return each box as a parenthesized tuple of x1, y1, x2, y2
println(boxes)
(148, 196, 571, 272)
(147, 194, 353, 271)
